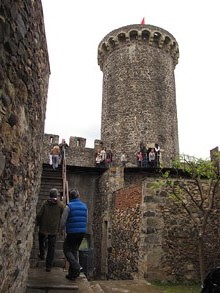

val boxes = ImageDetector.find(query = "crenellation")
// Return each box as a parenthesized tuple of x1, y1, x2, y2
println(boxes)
(69, 136, 86, 148)
(118, 32, 126, 44)
(158, 35, 165, 48)
(148, 32, 154, 46)
(98, 25, 179, 71)
(42, 134, 106, 167)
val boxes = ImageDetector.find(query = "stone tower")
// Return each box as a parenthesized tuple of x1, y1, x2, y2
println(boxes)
(98, 24, 179, 167)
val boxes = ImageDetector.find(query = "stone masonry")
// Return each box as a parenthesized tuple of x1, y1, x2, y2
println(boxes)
(97, 170, 220, 282)
(0, 1, 50, 292)
(109, 184, 142, 280)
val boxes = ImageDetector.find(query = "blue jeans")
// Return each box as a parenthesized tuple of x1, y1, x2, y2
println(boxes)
(63, 233, 84, 278)
(52, 155, 59, 169)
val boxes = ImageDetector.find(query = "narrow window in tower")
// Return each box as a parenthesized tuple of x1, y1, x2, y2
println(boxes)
(163, 36, 171, 50)
(118, 33, 126, 44)
(109, 38, 115, 48)
(130, 30, 138, 41)
(142, 30, 149, 42)
(153, 32, 161, 47)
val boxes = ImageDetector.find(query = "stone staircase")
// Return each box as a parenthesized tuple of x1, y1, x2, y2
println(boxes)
(27, 164, 100, 292)
(30, 164, 65, 269)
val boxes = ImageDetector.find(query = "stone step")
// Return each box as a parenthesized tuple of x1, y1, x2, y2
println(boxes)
(32, 239, 64, 250)
(39, 184, 63, 193)
(89, 282, 105, 293)
(27, 268, 79, 293)
(27, 268, 95, 293)
(41, 171, 62, 179)
(31, 248, 65, 259)
(29, 163, 66, 272)
(30, 258, 65, 269)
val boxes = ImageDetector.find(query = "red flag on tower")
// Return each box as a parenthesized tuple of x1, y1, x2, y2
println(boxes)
(141, 17, 145, 25)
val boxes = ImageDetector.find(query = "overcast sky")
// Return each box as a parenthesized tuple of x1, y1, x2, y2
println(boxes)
(41, 0, 219, 159)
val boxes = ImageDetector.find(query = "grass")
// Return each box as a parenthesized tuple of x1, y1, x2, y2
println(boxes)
(152, 282, 202, 293)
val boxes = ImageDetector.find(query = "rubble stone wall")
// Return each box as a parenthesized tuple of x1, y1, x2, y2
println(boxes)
(0, 0, 50, 291)
(103, 174, 220, 282)
(94, 167, 124, 277)
(108, 184, 142, 279)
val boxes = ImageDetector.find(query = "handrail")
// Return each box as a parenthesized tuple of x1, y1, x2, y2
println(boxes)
(61, 147, 69, 205)
(61, 147, 69, 272)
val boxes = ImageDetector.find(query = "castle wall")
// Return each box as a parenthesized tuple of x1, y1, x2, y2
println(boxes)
(98, 170, 220, 282)
(0, 1, 50, 292)
(109, 184, 142, 279)
(154, 179, 220, 282)
(98, 25, 179, 167)
(42, 134, 102, 167)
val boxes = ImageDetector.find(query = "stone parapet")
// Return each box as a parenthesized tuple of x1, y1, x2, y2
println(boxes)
(42, 134, 102, 167)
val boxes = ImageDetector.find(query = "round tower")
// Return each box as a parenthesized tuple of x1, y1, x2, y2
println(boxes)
(98, 24, 179, 167)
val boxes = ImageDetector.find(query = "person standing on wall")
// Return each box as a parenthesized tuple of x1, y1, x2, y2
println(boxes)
(59, 139, 69, 165)
(36, 188, 65, 272)
(120, 152, 127, 167)
(50, 144, 60, 170)
(148, 148, 156, 168)
(154, 143, 161, 167)
(60, 189, 88, 281)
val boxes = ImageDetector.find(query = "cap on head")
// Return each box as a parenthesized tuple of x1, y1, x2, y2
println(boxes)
(50, 188, 59, 199)
(69, 189, 80, 199)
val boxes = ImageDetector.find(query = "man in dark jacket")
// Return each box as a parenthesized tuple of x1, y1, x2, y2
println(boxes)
(36, 188, 65, 272)
(60, 189, 87, 280)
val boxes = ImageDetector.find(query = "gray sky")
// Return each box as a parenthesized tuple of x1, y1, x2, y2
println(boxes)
(42, 0, 220, 159)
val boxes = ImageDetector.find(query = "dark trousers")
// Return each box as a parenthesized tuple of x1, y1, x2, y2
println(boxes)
(63, 233, 84, 278)
(38, 232, 56, 268)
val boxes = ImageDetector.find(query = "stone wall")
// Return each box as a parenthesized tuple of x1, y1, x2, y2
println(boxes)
(94, 167, 124, 277)
(108, 184, 142, 279)
(157, 179, 220, 282)
(138, 178, 166, 281)
(107, 176, 220, 282)
(0, 0, 50, 292)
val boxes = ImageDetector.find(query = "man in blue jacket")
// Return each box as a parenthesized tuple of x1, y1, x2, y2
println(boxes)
(60, 189, 87, 280)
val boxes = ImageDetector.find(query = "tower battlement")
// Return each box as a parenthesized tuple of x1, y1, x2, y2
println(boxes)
(98, 24, 179, 71)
